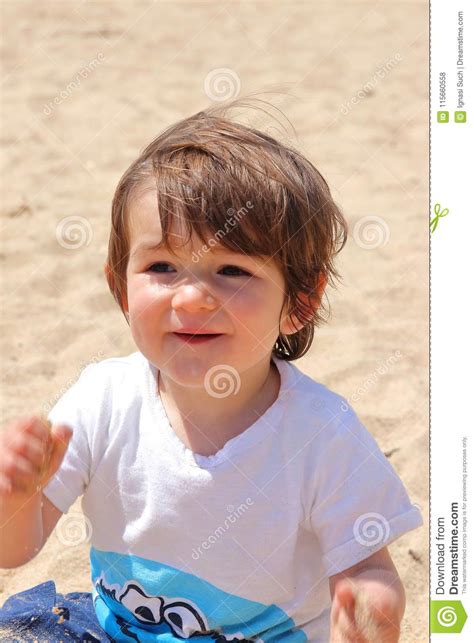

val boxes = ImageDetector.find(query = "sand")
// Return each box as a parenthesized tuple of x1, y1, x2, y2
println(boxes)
(1, 1, 428, 640)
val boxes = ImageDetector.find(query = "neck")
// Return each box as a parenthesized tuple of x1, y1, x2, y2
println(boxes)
(157, 358, 280, 445)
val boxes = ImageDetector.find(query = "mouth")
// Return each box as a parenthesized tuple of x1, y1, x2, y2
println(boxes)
(172, 332, 223, 344)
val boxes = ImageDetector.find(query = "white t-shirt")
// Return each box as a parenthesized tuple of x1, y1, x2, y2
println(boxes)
(44, 352, 422, 642)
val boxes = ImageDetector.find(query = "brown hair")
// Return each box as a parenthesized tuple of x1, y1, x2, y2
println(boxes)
(106, 98, 348, 361)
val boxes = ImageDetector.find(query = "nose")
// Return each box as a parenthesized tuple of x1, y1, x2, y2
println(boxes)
(171, 283, 217, 312)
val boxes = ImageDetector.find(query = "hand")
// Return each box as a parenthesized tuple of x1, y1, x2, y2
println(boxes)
(0, 416, 72, 502)
(330, 578, 402, 642)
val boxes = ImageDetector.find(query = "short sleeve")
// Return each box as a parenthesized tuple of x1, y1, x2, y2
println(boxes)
(42, 364, 98, 514)
(306, 401, 423, 577)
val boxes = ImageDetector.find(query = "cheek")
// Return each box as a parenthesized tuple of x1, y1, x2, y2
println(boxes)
(127, 278, 167, 318)
(228, 286, 282, 331)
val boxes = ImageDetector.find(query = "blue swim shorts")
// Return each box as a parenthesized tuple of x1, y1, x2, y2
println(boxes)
(0, 580, 110, 642)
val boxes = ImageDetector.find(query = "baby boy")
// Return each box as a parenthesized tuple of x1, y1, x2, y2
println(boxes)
(0, 105, 422, 642)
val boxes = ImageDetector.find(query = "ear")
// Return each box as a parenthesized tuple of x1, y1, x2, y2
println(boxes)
(280, 272, 327, 335)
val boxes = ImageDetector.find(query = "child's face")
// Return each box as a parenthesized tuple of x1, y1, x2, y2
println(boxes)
(123, 186, 299, 385)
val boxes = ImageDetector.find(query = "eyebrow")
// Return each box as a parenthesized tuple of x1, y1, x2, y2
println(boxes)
(130, 240, 257, 260)
(130, 241, 166, 258)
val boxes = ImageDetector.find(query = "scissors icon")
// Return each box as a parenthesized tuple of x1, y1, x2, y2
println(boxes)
(430, 203, 449, 233)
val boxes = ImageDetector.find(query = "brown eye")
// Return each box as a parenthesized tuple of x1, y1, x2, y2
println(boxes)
(148, 263, 174, 273)
(220, 265, 250, 276)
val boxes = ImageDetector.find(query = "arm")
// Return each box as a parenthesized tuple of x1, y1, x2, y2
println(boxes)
(329, 547, 406, 643)
(0, 417, 70, 568)
(0, 490, 44, 568)
(42, 493, 64, 541)
(0, 493, 63, 569)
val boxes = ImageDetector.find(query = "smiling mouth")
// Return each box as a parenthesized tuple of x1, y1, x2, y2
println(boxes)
(173, 333, 223, 343)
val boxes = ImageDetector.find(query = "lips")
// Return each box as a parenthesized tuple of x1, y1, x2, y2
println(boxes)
(172, 332, 223, 344)
(173, 328, 222, 335)
(175, 333, 218, 337)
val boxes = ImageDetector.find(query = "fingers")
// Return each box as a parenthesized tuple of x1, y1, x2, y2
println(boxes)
(335, 580, 357, 619)
(5, 416, 51, 445)
(0, 416, 71, 497)
(331, 580, 400, 643)
(0, 452, 39, 494)
(8, 431, 47, 469)
(331, 581, 361, 642)
(0, 417, 43, 493)
(45, 424, 73, 480)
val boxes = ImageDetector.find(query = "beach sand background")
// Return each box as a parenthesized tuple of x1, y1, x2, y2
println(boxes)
(1, 1, 428, 640)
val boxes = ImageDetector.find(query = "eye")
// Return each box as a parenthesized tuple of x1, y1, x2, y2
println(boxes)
(146, 263, 251, 277)
(147, 262, 174, 273)
(119, 583, 164, 624)
(219, 265, 251, 277)
(162, 601, 208, 637)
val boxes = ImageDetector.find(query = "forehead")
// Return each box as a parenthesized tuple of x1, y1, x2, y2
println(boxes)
(127, 185, 164, 239)
(125, 183, 284, 282)
(127, 185, 197, 253)
(127, 186, 241, 256)
(126, 184, 249, 258)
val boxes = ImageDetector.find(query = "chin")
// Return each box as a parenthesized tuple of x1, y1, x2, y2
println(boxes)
(166, 353, 246, 391)
(161, 358, 217, 386)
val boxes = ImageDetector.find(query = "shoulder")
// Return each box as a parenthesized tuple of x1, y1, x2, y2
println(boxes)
(277, 358, 375, 453)
(81, 350, 145, 373)
(47, 352, 149, 442)
(279, 358, 355, 426)
(76, 351, 147, 388)
(49, 352, 148, 414)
